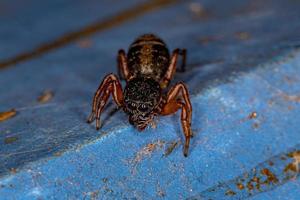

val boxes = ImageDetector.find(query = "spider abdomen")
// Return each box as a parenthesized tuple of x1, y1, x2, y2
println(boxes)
(127, 34, 170, 82)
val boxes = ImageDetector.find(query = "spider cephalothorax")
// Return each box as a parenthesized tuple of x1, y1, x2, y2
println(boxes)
(87, 34, 193, 157)
(123, 77, 162, 130)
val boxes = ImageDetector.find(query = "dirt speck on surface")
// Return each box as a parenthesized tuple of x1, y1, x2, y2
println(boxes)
(102, 177, 109, 183)
(198, 35, 222, 45)
(287, 105, 293, 110)
(38, 90, 54, 103)
(225, 189, 236, 196)
(77, 38, 92, 48)
(156, 184, 166, 197)
(4, 136, 18, 144)
(10, 168, 17, 174)
(268, 161, 274, 166)
(132, 140, 165, 165)
(247, 181, 254, 191)
(0, 109, 17, 122)
(90, 190, 100, 200)
(54, 151, 63, 157)
(283, 75, 299, 84)
(189, 2, 208, 18)
(248, 111, 257, 119)
(128, 140, 165, 174)
(267, 99, 274, 107)
(235, 31, 251, 40)
(164, 140, 179, 157)
(85, 190, 100, 200)
(252, 122, 260, 129)
(281, 93, 300, 102)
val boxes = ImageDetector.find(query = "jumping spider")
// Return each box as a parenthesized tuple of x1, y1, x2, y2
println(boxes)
(87, 34, 193, 157)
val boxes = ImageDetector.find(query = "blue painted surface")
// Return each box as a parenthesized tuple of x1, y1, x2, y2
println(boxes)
(0, 0, 148, 60)
(0, 0, 300, 199)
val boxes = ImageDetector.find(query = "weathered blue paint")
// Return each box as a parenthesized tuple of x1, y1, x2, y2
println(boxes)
(0, 0, 300, 199)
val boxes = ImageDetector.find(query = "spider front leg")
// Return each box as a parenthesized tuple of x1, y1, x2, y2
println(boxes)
(160, 82, 192, 157)
(87, 74, 123, 130)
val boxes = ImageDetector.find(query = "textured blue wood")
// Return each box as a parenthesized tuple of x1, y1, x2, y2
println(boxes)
(0, 0, 300, 199)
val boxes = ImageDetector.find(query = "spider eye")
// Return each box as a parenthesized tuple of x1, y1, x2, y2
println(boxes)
(127, 102, 137, 110)
(138, 104, 150, 113)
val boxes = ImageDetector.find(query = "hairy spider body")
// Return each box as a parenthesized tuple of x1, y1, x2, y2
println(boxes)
(87, 34, 193, 157)
(127, 34, 170, 82)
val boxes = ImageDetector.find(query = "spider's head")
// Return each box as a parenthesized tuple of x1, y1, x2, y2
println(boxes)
(123, 77, 162, 131)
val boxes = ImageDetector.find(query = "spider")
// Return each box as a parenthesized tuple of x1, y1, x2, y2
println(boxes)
(87, 34, 193, 157)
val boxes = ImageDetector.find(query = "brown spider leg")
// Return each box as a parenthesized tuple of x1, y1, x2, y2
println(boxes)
(117, 49, 130, 81)
(160, 48, 186, 88)
(87, 74, 123, 130)
(160, 82, 192, 157)
(87, 74, 114, 123)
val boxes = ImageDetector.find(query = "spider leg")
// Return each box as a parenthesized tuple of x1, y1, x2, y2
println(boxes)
(160, 48, 187, 88)
(87, 74, 123, 130)
(160, 82, 192, 157)
(87, 74, 115, 123)
(117, 49, 130, 81)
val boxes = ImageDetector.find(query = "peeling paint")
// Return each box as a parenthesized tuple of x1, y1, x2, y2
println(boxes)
(188, 144, 300, 200)
(37, 90, 54, 103)
(0, 109, 17, 122)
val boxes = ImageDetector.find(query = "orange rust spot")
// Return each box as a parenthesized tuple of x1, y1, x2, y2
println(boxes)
(236, 183, 245, 190)
(0, 109, 17, 122)
(287, 150, 300, 158)
(284, 163, 297, 173)
(261, 168, 278, 184)
(38, 90, 54, 103)
(285, 150, 300, 174)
